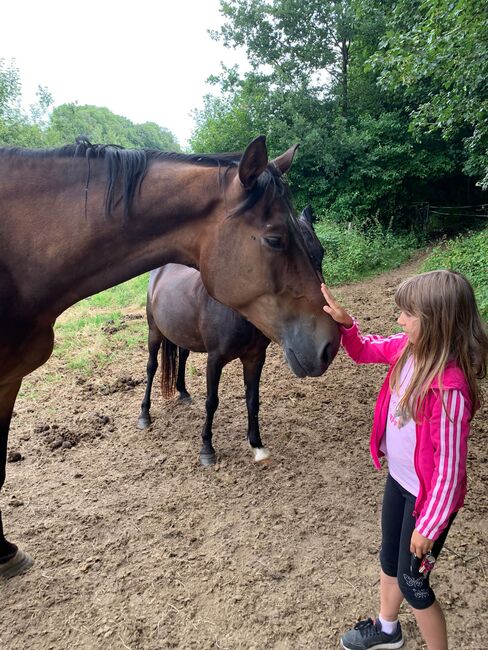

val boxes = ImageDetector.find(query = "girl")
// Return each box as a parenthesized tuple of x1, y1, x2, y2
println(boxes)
(320, 270, 488, 650)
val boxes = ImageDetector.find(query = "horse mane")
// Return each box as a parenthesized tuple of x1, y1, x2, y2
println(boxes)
(0, 138, 242, 167)
(0, 137, 291, 220)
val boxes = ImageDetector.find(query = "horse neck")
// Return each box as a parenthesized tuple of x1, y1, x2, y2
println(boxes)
(2, 154, 226, 320)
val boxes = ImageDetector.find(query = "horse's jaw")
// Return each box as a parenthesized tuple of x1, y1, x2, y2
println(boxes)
(231, 300, 340, 378)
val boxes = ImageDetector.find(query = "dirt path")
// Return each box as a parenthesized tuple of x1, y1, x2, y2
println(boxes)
(2, 256, 487, 649)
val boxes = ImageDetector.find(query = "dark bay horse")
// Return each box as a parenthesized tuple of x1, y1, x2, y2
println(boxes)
(0, 136, 340, 578)
(138, 207, 323, 466)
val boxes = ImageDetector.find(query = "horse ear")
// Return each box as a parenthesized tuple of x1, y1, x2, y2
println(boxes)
(300, 205, 315, 225)
(271, 143, 300, 175)
(238, 135, 268, 190)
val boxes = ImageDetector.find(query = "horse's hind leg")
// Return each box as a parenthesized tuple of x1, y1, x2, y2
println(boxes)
(242, 353, 271, 463)
(137, 324, 163, 429)
(176, 347, 191, 404)
(199, 355, 223, 466)
(0, 379, 34, 578)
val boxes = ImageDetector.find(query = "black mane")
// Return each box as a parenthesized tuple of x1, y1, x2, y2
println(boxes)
(0, 137, 291, 220)
(0, 137, 243, 167)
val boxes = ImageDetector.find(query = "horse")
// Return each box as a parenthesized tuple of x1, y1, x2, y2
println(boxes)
(137, 206, 323, 466)
(0, 136, 340, 578)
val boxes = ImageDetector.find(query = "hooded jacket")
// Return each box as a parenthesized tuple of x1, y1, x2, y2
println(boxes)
(340, 320, 472, 541)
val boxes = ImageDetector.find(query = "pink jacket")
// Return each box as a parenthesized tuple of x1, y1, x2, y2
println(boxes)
(340, 320, 472, 541)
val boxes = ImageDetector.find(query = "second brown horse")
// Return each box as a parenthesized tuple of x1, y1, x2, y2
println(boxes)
(137, 207, 324, 465)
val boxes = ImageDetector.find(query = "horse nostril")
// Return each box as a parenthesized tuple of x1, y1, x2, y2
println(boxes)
(321, 342, 331, 367)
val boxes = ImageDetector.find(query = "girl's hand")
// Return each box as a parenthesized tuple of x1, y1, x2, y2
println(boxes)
(320, 283, 353, 328)
(410, 529, 433, 559)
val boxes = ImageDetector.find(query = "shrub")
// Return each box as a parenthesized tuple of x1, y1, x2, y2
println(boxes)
(316, 218, 419, 286)
(421, 228, 488, 320)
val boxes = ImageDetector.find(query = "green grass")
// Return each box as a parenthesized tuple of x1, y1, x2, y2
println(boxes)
(421, 227, 488, 320)
(50, 274, 149, 377)
(316, 218, 420, 285)
(78, 273, 149, 310)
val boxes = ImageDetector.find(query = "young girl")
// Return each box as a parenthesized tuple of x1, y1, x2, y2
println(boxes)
(320, 270, 488, 650)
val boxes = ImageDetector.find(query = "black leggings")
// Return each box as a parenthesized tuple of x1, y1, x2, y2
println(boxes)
(380, 473, 456, 610)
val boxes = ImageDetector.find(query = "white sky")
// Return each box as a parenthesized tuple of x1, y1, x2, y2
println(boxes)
(2, 0, 248, 148)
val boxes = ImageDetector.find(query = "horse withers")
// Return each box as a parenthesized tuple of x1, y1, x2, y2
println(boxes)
(0, 136, 339, 578)
(138, 206, 323, 466)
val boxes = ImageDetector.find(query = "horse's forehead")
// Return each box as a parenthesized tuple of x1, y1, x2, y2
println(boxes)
(262, 188, 294, 221)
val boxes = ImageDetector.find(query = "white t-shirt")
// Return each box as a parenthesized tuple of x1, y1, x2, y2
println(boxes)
(381, 356, 420, 496)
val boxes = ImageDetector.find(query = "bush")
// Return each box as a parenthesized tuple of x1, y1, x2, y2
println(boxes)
(316, 217, 419, 285)
(421, 228, 488, 321)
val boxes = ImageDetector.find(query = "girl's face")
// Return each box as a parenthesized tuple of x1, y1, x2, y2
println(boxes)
(397, 310, 421, 345)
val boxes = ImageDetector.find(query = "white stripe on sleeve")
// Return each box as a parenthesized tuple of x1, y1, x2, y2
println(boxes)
(423, 391, 464, 539)
(416, 390, 451, 533)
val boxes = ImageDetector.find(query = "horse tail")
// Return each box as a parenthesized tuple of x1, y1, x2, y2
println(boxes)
(160, 334, 178, 399)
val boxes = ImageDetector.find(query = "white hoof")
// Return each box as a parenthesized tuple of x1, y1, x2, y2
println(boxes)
(253, 447, 271, 463)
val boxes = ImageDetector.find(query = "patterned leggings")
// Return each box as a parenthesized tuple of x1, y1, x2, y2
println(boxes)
(379, 473, 456, 610)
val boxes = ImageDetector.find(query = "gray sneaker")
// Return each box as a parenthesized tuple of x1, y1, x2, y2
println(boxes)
(340, 617, 404, 650)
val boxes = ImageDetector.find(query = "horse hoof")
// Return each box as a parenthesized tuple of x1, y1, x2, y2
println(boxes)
(200, 452, 217, 466)
(137, 417, 151, 430)
(254, 447, 271, 463)
(178, 395, 192, 405)
(0, 548, 34, 579)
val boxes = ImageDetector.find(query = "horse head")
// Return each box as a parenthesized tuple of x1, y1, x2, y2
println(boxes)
(198, 136, 340, 377)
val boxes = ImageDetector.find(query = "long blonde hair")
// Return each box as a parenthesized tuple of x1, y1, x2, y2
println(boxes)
(390, 270, 488, 422)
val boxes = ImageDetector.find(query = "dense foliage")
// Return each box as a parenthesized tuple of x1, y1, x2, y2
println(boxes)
(191, 0, 487, 231)
(317, 217, 419, 286)
(421, 228, 488, 320)
(372, 0, 488, 189)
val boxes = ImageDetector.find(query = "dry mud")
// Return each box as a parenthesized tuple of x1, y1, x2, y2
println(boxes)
(2, 256, 487, 649)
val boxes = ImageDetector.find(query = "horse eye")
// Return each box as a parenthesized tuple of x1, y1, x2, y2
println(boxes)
(262, 236, 284, 250)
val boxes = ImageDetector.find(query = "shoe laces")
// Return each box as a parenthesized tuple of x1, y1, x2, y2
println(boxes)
(354, 618, 379, 638)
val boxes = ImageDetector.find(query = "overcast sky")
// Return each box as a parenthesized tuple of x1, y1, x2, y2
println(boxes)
(2, 0, 248, 147)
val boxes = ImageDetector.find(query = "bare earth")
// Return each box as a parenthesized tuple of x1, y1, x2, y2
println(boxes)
(2, 256, 487, 650)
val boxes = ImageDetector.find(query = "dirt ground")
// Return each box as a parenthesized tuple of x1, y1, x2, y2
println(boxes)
(2, 256, 487, 650)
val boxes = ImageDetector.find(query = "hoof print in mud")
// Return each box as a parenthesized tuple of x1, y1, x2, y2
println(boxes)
(7, 451, 23, 463)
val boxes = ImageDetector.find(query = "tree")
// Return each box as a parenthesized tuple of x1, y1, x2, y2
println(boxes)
(0, 58, 51, 147)
(46, 104, 180, 150)
(371, 0, 488, 188)
(216, 0, 355, 118)
(192, 1, 462, 223)
(190, 71, 342, 208)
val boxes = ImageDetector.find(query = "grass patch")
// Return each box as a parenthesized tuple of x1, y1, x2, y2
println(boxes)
(316, 218, 420, 285)
(50, 275, 149, 378)
(78, 273, 149, 310)
(421, 228, 488, 320)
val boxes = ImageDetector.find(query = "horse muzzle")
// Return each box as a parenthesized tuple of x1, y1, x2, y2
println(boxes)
(283, 330, 339, 378)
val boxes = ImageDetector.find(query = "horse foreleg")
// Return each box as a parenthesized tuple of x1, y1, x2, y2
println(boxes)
(137, 326, 163, 429)
(199, 355, 223, 466)
(176, 347, 191, 404)
(0, 379, 34, 578)
(242, 353, 270, 463)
